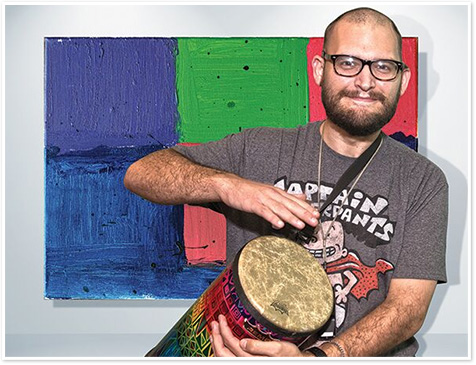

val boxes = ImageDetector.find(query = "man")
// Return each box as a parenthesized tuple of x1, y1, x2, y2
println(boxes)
(124, 7, 448, 357)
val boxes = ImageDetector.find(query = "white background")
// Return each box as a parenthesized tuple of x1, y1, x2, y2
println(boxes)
(4, 3, 470, 358)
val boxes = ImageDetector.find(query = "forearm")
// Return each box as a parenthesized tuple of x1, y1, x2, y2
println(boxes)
(320, 300, 419, 356)
(319, 279, 436, 357)
(124, 147, 319, 230)
(124, 148, 234, 205)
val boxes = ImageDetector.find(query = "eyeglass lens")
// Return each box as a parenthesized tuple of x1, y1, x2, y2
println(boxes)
(334, 56, 399, 80)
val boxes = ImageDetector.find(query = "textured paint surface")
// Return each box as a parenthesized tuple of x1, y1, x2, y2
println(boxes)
(176, 38, 309, 143)
(183, 205, 227, 266)
(45, 38, 179, 152)
(45, 38, 222, 299)
(306, 37, 418, 150)
(45, 37, 419, 300)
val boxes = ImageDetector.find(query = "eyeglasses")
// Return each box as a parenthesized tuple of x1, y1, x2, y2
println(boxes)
(322, 51, 407, 81)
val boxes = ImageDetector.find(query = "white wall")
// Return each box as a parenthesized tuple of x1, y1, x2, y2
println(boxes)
(4, 3, 469, 357)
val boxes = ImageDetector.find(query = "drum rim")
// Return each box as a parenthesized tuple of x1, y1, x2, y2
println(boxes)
(232, 235, 331, 338)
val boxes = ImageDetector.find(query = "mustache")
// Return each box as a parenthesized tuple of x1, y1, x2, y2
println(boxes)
(338, 89, 386, 103)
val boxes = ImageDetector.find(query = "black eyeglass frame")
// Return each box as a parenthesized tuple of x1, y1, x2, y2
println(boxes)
(322, 51, 408, 81)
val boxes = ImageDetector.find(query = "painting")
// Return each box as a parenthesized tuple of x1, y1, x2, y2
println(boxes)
(44, 37, 417, 299)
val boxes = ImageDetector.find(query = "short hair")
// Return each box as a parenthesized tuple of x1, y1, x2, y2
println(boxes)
(323, 7, 403, 59)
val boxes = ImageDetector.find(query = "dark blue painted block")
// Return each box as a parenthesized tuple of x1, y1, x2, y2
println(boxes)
(45, 38, 179, 153)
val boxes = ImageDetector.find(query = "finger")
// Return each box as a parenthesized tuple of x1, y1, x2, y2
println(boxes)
(272, 205, 307, 230)
(294, 193, 306, 200)
(261, 202, 311, 231)
(271, 191, 320, 226)
(240, 339, 282, 356)
(276, 189, 320, 217)
(240, 339, 301, 357)
(217, 315, 253, 357)
(210, 320, 236, 357)
(255, 205, 286, 230)
(282, 193, 321, 221)
(266, 199, 318, 230)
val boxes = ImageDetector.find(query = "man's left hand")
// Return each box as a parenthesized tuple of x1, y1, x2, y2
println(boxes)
(210, 314, 311, 357)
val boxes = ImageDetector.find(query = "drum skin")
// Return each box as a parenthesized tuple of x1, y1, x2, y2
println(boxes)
(145, 236, 334, 357)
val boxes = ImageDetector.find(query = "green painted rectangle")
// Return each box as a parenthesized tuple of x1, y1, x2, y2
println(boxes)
(177, 38, 310, 143)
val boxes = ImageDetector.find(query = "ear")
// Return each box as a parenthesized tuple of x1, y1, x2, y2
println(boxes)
(399, 67, 411, 96)
(312, 54, 325, 86)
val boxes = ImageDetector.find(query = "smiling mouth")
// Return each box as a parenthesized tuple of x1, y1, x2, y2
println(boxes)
(353, 96, 375, 101)
(348, 96, 379, 105)
(307, 247, 337, 259)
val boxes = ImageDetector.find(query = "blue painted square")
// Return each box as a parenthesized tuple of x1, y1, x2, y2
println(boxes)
(45, 38, 222, 299)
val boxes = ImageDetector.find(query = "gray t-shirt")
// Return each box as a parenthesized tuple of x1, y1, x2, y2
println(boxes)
(173, 121, 448, 357)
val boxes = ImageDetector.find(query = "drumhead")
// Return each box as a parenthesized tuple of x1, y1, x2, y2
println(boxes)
(233, 235, 333, 336)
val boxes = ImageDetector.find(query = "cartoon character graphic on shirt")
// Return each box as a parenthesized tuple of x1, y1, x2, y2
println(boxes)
(303, 221, 394, 329)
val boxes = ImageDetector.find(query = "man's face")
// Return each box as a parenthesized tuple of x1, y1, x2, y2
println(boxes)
(314, 21, 411, 136)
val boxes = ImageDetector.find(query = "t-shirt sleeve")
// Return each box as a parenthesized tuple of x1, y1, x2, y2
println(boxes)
(171, 129, 258, 176)
(393, 165, 449, 283)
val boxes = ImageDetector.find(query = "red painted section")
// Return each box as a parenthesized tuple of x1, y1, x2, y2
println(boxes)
(179, 143, 227, 265)
(306, 37, 418, 138)
(307, 38, 326, 124)
(183, 204, 227, 265)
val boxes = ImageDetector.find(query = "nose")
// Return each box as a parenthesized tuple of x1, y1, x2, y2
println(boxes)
(354, 64, 376, 91)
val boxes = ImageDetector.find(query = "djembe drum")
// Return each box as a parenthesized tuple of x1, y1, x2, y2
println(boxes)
(145, 235, 333, 357)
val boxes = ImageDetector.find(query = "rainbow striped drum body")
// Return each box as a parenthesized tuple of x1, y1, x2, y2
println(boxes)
(145, 236, 334, 357)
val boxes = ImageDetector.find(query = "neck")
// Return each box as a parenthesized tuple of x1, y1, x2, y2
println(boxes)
(320, 120, 381, 158)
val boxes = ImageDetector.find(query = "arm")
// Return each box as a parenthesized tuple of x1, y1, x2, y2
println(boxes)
(124, 148, 319, 230)
(211, 277, 436, 357)
(319, 278, 436, 357)
(124, 148, 226, 205)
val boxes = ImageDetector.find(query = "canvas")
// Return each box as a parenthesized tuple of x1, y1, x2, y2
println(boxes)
(44, 37, 417, 299)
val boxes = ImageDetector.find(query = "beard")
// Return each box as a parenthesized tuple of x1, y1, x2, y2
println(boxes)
(321, 79, 401, 137)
